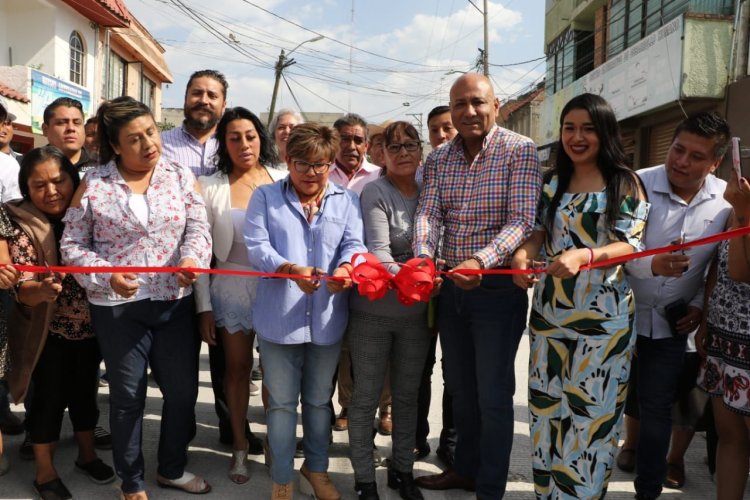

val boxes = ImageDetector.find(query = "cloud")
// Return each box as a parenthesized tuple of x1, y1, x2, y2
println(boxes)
(126, 0, 544, 129)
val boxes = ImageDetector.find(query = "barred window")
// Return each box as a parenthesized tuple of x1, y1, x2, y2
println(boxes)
(69, 32, 85, 85)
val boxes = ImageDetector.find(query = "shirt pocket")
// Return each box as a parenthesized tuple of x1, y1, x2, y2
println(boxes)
(318, 215, 347, 253)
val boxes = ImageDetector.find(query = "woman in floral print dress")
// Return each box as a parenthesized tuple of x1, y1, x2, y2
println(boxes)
(512, 93, 650, 499)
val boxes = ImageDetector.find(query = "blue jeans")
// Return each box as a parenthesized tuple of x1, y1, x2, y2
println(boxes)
(90, 297, 199, 494)
(439, 275, 528, 499)
(259, 337, 342, 485)
(634, 334, 688, 497)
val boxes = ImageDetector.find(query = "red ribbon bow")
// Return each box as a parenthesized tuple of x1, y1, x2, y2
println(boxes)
(350, 253, 393, 301)
(350, 253, 435, 305)
(393, 257, 436, 305)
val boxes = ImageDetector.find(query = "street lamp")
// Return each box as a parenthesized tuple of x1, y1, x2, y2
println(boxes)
(267, 35, 324, 127)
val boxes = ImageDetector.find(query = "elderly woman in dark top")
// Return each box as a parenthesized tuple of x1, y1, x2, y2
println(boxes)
(4, 146, 115, 499)
(347, 121, 436, 500)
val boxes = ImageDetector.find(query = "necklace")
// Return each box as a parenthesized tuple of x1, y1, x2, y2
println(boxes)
(302, 186, 326, 223)
(231, 167, 271, 191)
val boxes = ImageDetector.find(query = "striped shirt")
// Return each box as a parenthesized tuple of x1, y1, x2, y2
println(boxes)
(161, 124, 219, 178)
(414, 125, 542, 268)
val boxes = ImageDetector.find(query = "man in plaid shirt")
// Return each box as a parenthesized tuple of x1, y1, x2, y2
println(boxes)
(413, 73, 542, 499)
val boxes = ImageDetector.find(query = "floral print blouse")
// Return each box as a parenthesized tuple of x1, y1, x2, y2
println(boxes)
(8, 224, 92, 340)
(60, 158, 212, 303)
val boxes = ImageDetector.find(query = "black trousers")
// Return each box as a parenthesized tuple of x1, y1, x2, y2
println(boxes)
(26, 334, 100, 443)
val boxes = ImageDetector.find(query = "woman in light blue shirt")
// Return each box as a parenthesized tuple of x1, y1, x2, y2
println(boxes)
(244, 123, 366, 500)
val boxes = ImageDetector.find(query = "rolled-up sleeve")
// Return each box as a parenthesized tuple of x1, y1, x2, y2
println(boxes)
(178, 173, 212, 269)
(336, 191, 366, 266)
(413, 152, 441, 258)
(244, 187, 287, 273)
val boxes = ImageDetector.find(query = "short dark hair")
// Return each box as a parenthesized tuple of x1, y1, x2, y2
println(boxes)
(186, 69, 229, 99)
(672, 111, 731, 160)
(333, 113, 368, 139)
(43, 97, 84, 125)
(0, 103, 7, 122)
(18, 145, 81, 200)
(215, 107, 278, 175)
(85, 117, 97, 126)
(96, 96, 154, 164)
(427, 105, 450, 125)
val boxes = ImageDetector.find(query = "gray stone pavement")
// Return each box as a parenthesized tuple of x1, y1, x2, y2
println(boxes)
(1, 325, 734, 499)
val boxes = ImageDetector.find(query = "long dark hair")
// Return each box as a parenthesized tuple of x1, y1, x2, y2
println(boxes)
(214, 107, 277, 175)
(544, 93, 643, 233)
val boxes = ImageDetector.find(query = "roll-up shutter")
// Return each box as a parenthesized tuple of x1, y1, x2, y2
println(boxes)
(647, 119, 681, 168)
(620, 129, 636, 167)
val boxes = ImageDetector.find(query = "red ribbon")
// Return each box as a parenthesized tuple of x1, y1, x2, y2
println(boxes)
(349, 253, 436, 305)
(350, 253, 393, 301)
(393, 258, 436, 305)
(9, 225, 750, 285)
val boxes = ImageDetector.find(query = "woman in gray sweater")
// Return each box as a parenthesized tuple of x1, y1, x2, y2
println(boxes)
(347, 121, 435, 500)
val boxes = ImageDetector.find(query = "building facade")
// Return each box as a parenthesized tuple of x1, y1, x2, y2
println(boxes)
(541, 0, 744, 173)
(0, 0, 172, 152)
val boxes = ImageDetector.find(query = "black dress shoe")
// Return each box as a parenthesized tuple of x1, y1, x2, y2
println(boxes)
(413, 441, 430, 461)
(414, 468, 475, 491)
(247, 429, 264, 455)
(387, 468, 423, 500)
(435, 444, 454, 467)
(354, 481, 380, 500)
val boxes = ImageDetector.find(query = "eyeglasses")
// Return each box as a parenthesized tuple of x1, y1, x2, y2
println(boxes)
(385, 141, 421, 154)
(292, 159, 331, 174)
(340, 134, 366, 145)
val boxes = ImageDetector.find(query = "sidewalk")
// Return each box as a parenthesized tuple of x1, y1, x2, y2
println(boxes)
(1, 329, 732, 499)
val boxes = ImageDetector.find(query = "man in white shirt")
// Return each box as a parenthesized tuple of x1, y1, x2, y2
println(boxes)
(625, 112, 733, 500)
(0, 103, 21, 202)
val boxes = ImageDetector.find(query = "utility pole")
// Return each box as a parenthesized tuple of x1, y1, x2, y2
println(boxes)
(267, 35, 324, 128)
(483, 0, 489, 76)
(468, 0, 490, 76)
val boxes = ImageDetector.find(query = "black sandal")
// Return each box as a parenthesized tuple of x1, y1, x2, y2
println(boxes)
(75, 458, 116, 484)
(33, 478, 73, 500)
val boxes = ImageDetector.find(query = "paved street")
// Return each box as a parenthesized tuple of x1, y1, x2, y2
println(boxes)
(1, 323, 736, 499)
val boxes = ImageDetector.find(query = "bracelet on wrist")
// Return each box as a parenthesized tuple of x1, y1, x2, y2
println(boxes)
(470, 256, 485, 269)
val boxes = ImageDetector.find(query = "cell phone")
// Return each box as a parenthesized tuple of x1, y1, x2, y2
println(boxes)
(664, 298, 688, 336)
(731, 137, 750, 182)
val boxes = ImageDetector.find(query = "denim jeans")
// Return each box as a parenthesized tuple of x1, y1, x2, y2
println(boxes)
(259, 337, 342, 485)
(634, 334, 688, 498)
(90, 297, 199, 494)
(439, 275, 528, 499)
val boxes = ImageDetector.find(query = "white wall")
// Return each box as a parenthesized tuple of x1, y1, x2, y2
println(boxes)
(0, 0, 96, 91)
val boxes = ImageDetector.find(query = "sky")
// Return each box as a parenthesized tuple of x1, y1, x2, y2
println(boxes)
(127, 0, 546, 130)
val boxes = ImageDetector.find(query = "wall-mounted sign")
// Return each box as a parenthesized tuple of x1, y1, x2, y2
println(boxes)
(539, 15, 683, 145)
(30, 69, 91, 134)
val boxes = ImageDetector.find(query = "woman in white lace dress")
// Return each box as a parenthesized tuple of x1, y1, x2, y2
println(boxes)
(194, 107, 285, 484)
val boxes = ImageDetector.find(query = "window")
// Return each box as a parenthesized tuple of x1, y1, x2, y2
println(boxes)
(69, 31, 85, 85)
(107, 51, 126, 99)
(607, 0, 697, 58)
(545, 29, 594, 94)
(140, 74, 155, 110)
